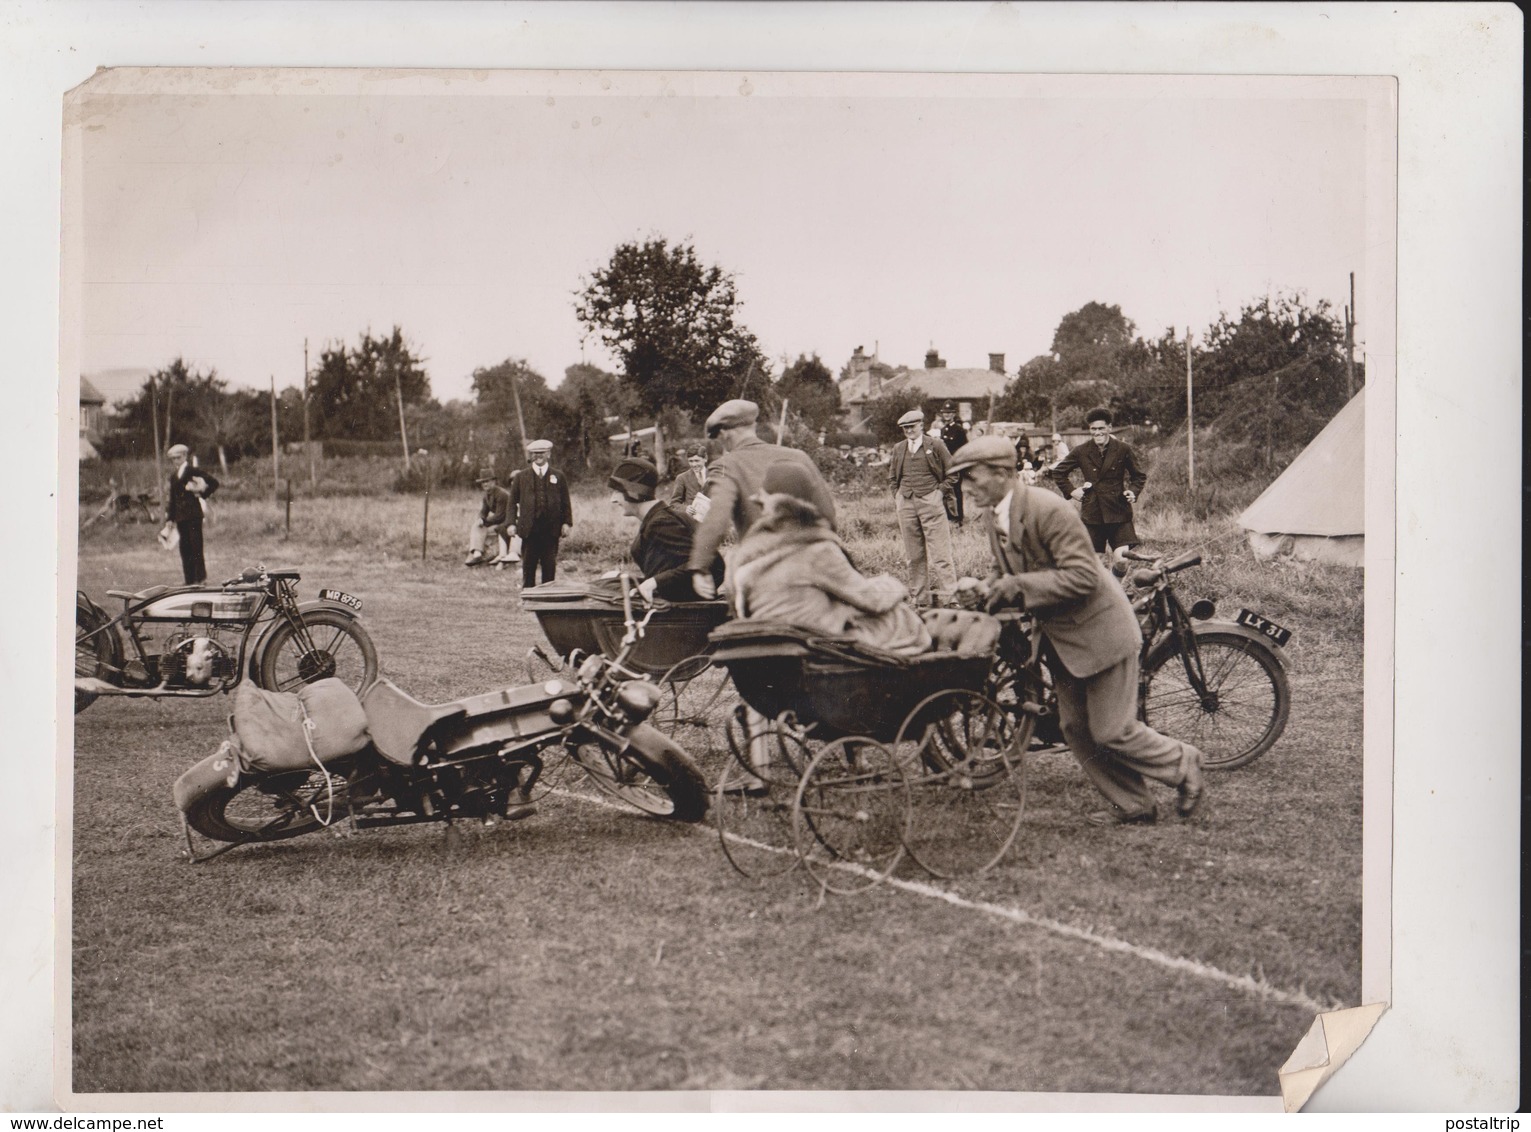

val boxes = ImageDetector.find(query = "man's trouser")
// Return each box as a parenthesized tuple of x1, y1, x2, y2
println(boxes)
(895, 489, 957, 604)
(1052, 649, 1200, 815)
(468, 519, 520, 560)
(177, 519, 206, 584)
(520, 530, 561, 587)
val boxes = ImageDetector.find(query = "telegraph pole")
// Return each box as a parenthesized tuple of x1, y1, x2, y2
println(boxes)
(1345, 272, 1357, 399)
(507, 364, 529, 462)
(270, 375, 281, 505)
(1185, 328, 1195, 492)
(149, 371, 163, 493)
(303, 338, 315, 488)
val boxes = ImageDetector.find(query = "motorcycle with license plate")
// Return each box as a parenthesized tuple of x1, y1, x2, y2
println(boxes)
(74, 565, 378, 713)
(173, 575, 708, 861)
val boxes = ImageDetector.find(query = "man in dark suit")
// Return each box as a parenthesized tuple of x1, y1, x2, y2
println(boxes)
(162, 443, 218, 585)
(508, 439, 573, 588)
(951, 435, 1204, 827)
(1049, 407, 1148, 558)
(936, 400, 970, 525)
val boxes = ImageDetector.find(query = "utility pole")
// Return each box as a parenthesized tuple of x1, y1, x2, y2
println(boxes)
(394, 359, 411, 473)
(1185, 328, 1195, 492)
(777, 399, 790, 446)
(303, 338, 316, 488)
(507, 364, 529, 462)
(270, 375, 281, 505)
(149, 371, 163, 494)
(1345, 271, 1357, 399)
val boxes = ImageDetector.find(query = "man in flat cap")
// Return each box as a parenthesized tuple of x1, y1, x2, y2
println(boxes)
(937, 400, 970, 525)
(162, 442, 218, 585)
(465, 467, 519, 569)
(507, 439, 573, 588)
(609, 456, 721, 602)
(889, 407, 958, 606)
(687, 398, 835, 599)
(950, 435, 1204, 827)
(1049, 407, 1147, 561)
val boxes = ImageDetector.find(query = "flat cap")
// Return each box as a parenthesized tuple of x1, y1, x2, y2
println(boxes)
(897, 409, 925, 427)
(947, 435, 1022, 475)
(705, 399, 759, 436)
(166, 443, 189, 459)
(526, 438, 553, 454)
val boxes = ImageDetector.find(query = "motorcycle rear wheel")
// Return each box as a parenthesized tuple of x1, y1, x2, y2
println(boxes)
(256, 610, 379, 696)
(184, 762, 360, 844)
(74, 598, 120, 714)
(573, 724, 708, 822)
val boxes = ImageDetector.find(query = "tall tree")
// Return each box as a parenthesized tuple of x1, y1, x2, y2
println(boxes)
(777, 353, 842, 433)
(310, 326, 432, 440)
(574, 237, 770, 417)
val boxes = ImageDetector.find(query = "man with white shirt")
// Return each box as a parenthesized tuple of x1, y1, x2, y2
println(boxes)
(948, 435, 1205, 827)
(507, 439, 573, 588)
(889, 407, 957, 606)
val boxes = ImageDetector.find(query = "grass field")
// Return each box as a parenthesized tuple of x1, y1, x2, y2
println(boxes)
(69, 486, 1364, 1098)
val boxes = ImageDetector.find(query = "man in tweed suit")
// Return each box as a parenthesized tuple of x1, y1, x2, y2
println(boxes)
(951, 435, 1205, 827)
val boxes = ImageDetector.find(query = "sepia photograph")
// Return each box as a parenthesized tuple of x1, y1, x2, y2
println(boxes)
(57, 65, 1399, 1108)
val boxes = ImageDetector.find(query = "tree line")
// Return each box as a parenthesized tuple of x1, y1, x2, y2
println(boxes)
(95, 235, 1352, 482)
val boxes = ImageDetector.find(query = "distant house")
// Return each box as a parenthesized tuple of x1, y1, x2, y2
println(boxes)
(79, 377, 106, 460)
(838, 345, 1009, 429)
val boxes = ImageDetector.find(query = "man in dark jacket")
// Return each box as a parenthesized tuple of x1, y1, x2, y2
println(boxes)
(937, 400, 970, 525)
(465, 467, 517, 567)
(668, 446, 712, 515)
(1049, 408, 1148, 557)
(162, 443, 218, 584)
(508, 439, 573, 587)
(609, 457, 721, 602)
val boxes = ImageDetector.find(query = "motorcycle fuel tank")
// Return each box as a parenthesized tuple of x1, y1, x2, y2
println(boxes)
(138, 591, 262, 621)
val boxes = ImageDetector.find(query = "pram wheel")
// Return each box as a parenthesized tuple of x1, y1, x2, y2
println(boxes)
(714, 726, 810, 880)
(792, 737, 909, 894)
(892, 690, 1027, 878)
(655, 654, 739, 786)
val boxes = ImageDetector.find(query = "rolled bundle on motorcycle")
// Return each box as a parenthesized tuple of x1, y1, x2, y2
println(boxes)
(174, 677, 370, 822)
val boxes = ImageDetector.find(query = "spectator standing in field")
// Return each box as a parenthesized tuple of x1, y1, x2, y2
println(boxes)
(508, 439, 573, 588)
(1049, 408, 1147, 559)
(1049, 432, 1068, 466)
(163, 443, 218, 585)
(465, 467, 518, 568)
(669, 446, 712, 516)
(937, 400, 970, 525)
(687, 398, 835, 600)
(608, 456, 720, 602)
(889, 408, 958, 607)
(951, 435, 1205, 827)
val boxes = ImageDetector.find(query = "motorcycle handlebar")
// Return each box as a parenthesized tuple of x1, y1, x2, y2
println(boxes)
(1163, 552, 1202, 574)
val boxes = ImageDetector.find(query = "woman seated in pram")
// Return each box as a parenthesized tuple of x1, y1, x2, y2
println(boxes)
(608, 456, 723, 602)
(721, 463, 933, 656)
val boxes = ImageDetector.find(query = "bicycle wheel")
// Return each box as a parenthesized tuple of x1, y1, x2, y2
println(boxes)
(792, 737, 909, 895)
(1141, 629, 1291, 770)
(714, 728, 810, 880)
(892, 690, 1027, 878)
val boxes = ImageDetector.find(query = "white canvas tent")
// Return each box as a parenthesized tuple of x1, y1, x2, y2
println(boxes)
(1237, 388, 1365, 567)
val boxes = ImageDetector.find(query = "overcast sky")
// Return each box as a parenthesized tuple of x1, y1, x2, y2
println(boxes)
(75, 70, 1372, 404)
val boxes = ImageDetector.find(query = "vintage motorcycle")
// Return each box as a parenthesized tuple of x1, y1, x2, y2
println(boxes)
(173, 576, 708, 860)
(74, 565, 378, 713)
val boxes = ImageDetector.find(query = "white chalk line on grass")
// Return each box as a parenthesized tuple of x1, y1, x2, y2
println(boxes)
(555, 783, 1340, 1018)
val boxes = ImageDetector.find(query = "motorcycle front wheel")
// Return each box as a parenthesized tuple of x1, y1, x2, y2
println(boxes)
(184, 761, 362, 844)
(1141, 629, 1290, 770)
(256, 610, 379, 695)
(573, 723, 709, 822)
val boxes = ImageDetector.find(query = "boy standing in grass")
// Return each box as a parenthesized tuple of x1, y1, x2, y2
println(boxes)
(952, 435, 1205, 828)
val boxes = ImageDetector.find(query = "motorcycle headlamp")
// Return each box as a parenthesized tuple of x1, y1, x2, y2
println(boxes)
(614, 679, 662, 722)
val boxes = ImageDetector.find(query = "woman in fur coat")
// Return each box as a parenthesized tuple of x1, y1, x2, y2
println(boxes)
(724, 463, 931, 656)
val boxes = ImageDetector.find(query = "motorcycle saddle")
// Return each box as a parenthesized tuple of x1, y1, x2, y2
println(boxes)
(362, 677, 467, 765)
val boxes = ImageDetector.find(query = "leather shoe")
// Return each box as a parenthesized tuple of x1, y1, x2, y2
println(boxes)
(1085, 805, 1158, 827)
(1176, 757, 1206, 818)
(720, 776, 769, 798)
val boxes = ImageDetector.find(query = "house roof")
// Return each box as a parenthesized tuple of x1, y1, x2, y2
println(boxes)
(856, 367, 1007, 404)
(79, 376, 106, 405)
(80, 367, 152, 410)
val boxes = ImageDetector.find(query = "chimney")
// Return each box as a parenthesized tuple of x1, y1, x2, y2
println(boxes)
(988, 352, 1006, 374)
(924, 347, 946, 369)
